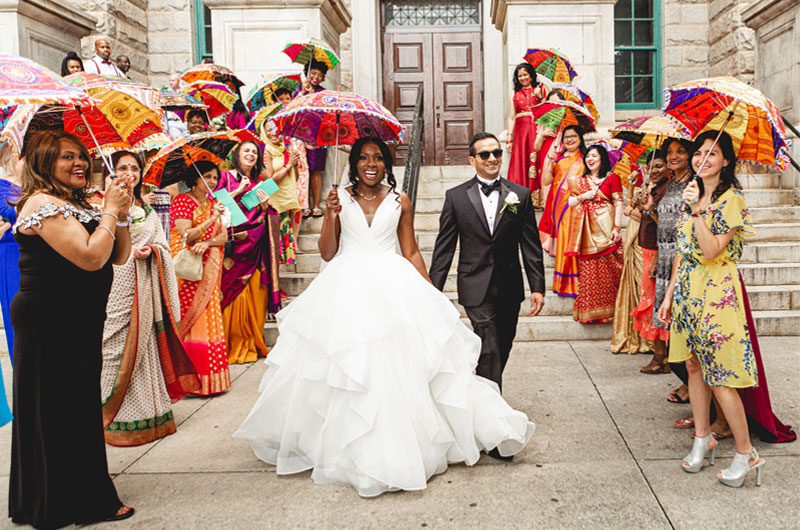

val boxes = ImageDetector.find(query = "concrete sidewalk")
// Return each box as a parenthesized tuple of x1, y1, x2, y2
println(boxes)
(1, 338, 798, 529)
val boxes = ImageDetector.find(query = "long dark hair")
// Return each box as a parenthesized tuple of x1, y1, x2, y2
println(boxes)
(582, 144, 612, 178)
(230, 140, 263, 180)
(512, 63, 538, 92)
(103, 150, 145, 203)
(60, 52, 83, 77)
(691, 130, 740, 203)
(348, 137, 396, 200)
(562, 125, 587, 157)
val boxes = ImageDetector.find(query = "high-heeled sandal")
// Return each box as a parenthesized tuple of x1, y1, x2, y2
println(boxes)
(682, 433, 716, 473)
(105, 506, 135, 522)
(718, 449, 764, 487)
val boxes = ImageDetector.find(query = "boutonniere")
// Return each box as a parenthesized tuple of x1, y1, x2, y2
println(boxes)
(500, 191, 520, 214)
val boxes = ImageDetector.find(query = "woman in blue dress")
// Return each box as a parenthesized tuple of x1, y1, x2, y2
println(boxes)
(0, 149, 22, 359)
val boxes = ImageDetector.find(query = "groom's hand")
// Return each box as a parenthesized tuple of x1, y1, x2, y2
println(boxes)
(529, 292, 544, 316)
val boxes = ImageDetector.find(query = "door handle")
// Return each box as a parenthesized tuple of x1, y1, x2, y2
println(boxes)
(436, 113, 441, 128)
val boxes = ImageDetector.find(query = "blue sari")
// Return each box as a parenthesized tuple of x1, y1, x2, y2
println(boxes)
(0, 178, 20, 359)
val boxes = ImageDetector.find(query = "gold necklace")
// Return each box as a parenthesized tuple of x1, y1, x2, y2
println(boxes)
(359, 192, 378, 201)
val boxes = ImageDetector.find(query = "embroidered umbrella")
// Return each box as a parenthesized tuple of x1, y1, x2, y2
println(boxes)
(253, 102, 283, 132)
(282, 37, 340, 70)
(662, 76, 792, 170)
(270, 90, 404, 148)
(534, 100, 596, 134)
(246, 73, 302, 113)
(143, 135, 225, 188)
(524, 48, 578, 83)
(180, 80, 238, 120)
(551, 83, 599, 121)
(158, 89, 206, 111)
(610, 114, 692, 149)
(591, 140, 642, 188)
(0, 53, 97, 107)
(181, 63, 244, 92)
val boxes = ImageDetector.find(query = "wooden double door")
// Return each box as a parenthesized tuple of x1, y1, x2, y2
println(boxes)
(383, 29, 483, 166)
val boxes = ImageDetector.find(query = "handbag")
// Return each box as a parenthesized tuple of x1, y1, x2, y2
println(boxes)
(173, 233, 204, 281)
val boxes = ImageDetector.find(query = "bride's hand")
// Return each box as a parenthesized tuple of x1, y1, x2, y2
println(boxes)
(325, 189, 341, 215)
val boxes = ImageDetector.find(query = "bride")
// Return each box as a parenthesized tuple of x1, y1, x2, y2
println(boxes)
(233, 137, 535, 497)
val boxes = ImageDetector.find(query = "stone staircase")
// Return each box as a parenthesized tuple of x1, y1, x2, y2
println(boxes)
(267, 166, 800, 346)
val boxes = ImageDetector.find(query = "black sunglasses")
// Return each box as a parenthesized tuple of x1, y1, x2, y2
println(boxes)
(475, 149, 503, 161)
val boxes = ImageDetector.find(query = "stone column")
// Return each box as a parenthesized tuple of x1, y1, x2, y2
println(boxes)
(661, 0, 711, 87)
(0, 0, 95, 72)
(744, 0, 800, 192)
(350, 0, 381, 100)
(147, 0, 196, 88)
(708, 0, 754, 80)
(491, 0, 618, 129)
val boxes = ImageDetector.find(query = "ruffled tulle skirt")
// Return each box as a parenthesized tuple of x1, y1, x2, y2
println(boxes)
(234, 251, 535, 497)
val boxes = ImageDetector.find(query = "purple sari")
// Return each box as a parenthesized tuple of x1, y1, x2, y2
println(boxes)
(216, 170, 281, 312)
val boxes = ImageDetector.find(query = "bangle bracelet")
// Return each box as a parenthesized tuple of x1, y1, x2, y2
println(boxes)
(102, 212, 119, 221)
(614, 225, 622, 231)
(97, 225, 116, 240)
(116, 217, 130, 227)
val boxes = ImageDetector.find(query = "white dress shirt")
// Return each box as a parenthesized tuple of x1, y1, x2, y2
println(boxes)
(475, 175, 500, 234)
(83, 56, 124, 77)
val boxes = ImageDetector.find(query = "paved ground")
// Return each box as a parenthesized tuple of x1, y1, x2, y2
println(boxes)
(0, 337, 798, 530)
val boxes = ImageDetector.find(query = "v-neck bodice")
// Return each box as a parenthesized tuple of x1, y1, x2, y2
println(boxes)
(337, 187, 401, 256)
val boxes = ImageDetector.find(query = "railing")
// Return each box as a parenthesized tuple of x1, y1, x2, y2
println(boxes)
(402, 87, 424, 214)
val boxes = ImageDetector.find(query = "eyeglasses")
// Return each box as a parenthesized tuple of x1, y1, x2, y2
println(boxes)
(475, 149, 503, 161)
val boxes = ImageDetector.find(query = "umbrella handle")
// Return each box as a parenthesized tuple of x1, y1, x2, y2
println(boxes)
(77, 107, 115, 178)
(332, 87, 340, 189)
(190, 159, 217, 198)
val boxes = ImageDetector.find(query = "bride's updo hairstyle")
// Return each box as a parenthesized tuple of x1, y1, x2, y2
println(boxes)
(347, 137, 397, 200)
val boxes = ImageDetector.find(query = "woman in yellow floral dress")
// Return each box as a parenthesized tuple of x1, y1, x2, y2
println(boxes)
(658, 131, 763, 488)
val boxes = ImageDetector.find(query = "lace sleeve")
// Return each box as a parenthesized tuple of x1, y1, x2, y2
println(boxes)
(13, 202, 101, 232)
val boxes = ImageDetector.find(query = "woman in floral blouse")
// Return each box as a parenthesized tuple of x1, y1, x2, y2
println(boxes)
(657, 130, 762, 488)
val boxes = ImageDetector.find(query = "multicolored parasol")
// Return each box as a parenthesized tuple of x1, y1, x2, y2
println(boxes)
(0, 53, 97, 107)
(180, 80, 238, 120)
(253, 102, 283, 132)
(143, 136, 224, 188)
(524, 48, 578, 83)
(246, 73, 302, 113)
(591, 140, 642, 188)
(282, 37, 340, 70)
(534, 100, 596, 134)
(550, 83, 599, 121)
(181, 63, 244, 92)
(158, 89, 206, 111)
(662, 76, 791, 170)
(270, 90, 405, 148)
(610, 114, 692, 149)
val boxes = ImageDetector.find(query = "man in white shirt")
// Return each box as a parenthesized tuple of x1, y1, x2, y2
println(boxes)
(83, 39, 124, 77)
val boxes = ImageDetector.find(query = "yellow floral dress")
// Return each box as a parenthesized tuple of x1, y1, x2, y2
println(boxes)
(668, 188, 757, 388)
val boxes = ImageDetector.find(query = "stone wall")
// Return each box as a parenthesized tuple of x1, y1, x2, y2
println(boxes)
(338, 0, 353, 90)
(661, 0, 710, 87)
(708, 0, 755, 80)
(78, 0, 150, 82)
(146, 0, 195, 88)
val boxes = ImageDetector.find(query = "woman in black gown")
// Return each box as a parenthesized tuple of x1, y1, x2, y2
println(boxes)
(8, 131, 135, 528)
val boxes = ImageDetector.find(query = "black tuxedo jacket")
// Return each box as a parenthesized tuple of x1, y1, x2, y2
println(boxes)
(429, 176, 545, 307)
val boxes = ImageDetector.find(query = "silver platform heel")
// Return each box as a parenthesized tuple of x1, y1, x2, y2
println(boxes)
(682, 433, 716, 473)
(718, 449, 764, 487)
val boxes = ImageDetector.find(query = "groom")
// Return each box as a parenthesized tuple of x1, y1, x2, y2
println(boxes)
(430, 132, 545, 392)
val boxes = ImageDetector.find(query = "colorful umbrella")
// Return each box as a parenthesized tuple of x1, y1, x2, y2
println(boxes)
(143, 136, 224, 188)
(524, 48, 578, 83)
(662, 76, 791, 170)
(0, 53, 97, 107)
(591, 140, 641, 188)
(180, 80, 238, 120)
(550, 83, 599, 121)
(270, 90, 405, 148)
(253, 102, 283, 132)
(246, 73, 302, 113)
(282, 37, 340, 70)
(610, 114, 692, 149)
(534, 101, 596, 134)
(181, 63, 244, 92)
(158, 89, 206, 111)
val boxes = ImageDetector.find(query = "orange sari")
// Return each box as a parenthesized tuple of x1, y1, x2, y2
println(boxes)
(169, 194, 231, 395)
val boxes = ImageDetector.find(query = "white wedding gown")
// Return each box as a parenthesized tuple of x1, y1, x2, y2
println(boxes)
(233, 187, 535, 497)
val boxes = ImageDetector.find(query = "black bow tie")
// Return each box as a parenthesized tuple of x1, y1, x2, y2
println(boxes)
(479, 180, 500, 196)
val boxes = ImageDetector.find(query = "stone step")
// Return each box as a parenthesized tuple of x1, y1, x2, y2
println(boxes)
(750, 223, 800, 243)
(739, 242, 800, 264)
(739, 263, 800, 285)
(746, 285, 800, 311)
(263, 308, 800, 347)
(748, 206, 800, 224)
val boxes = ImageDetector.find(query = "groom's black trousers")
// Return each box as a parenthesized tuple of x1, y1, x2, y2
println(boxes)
(463, 276, 520, 392)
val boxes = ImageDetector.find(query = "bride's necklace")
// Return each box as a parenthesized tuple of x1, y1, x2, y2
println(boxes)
(359, 192, 378, 201)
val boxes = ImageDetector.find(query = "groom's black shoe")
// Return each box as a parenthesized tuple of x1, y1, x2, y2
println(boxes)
(487, 448, 513, 462)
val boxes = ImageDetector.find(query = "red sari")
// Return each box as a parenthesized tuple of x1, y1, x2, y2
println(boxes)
(508, 85, 546, 206)
(567, 173, 624, 324)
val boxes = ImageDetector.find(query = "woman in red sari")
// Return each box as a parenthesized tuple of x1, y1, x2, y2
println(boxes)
(506, 63, 547, 207)
(566, 144, 624, 323)
(169, 161, 231, 395)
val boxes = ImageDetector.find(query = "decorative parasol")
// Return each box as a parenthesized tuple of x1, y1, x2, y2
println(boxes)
(282, 37, 340, 70)
(158, 89, 206, 111)
(181, 63, 244, 92)
(246, 73, 302, 113)
(591, 140, 641, 188)
(143, 136, 224, 188)
(662, 76, 792, 171)
(534, 100, 596, 134)
(253, 102, 283, 132)
(0, 53, 97, 107)
(610, 114, 692, 149)
(551, 83, 599, 121)
(180, 80, 238, 120)
(524, 48, 578, 83)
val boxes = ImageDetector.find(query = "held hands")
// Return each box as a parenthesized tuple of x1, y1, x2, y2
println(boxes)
(103, 174, 133, 213)
(682, 179, 701, 213)
(656, 297, 672, 325)
(288, 150, 301, 167)
(133, 246, 152, 259)
(141, 191, 155, 206)
(211, 202, 226, 219)
(529, 292, 544, 316)
(255, 189, 270, 208)
(610, 228, 621, 244)
(236, 176, 251, 195)
(325, 189, 341, 215)
(301, 79, 312, 94)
